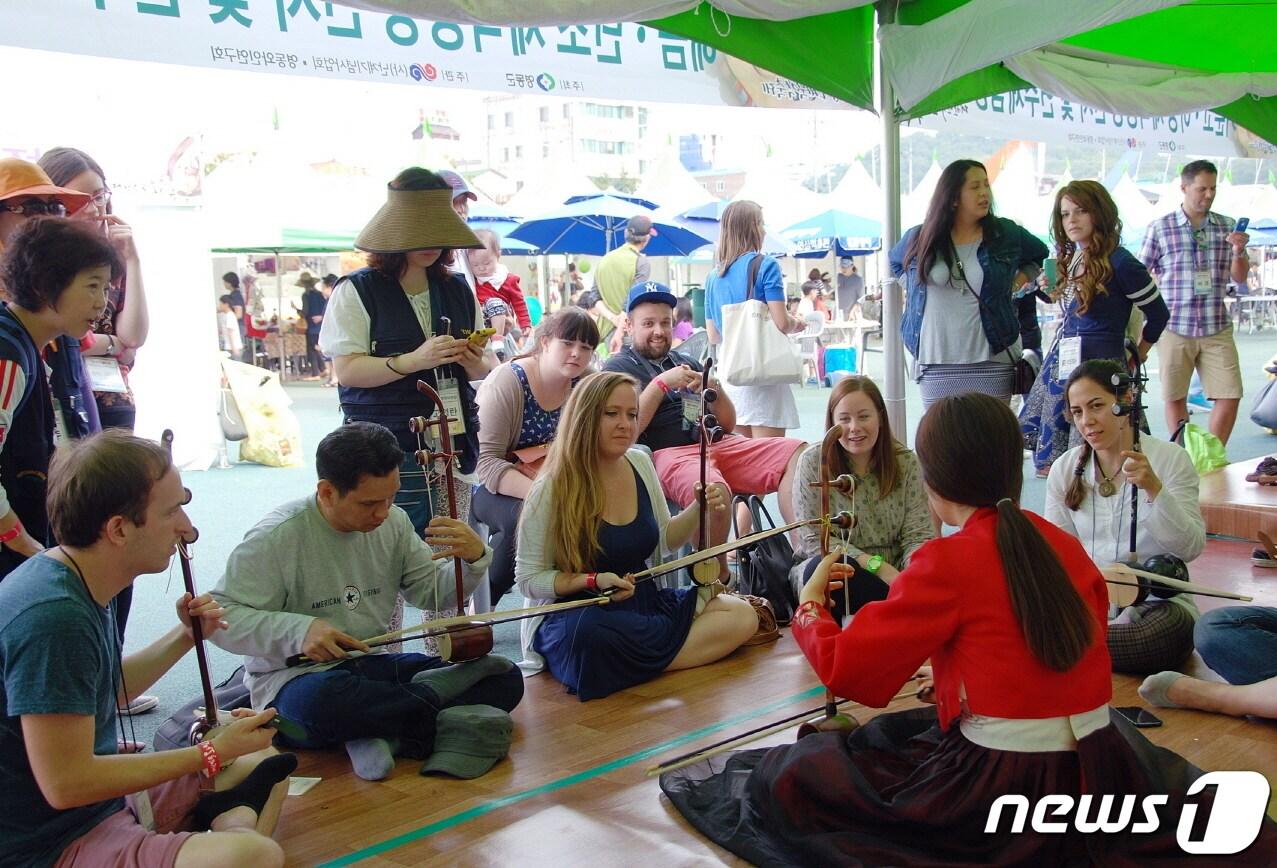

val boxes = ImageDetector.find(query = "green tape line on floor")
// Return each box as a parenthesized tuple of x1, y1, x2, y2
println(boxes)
(318, 684, 826, 867)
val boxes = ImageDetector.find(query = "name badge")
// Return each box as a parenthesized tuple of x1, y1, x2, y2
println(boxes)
(1057, 336, 1082, 381)
(435, 376, 467, 436)
(1193, 270, 1213, 296)
(682, 394, 701, 426)
(84, 356, 128, 393)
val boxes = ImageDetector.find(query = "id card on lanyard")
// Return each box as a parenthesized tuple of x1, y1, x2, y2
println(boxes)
(436, 313, 466, 436)
(1057, 336, 1081, 381)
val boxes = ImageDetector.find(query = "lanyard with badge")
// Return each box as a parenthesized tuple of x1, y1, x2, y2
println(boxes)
(434, 315, 466, 436)
(631, 346, 701, 429)
(1056, 250, 1085, 381)
(1191, 227, 1213, 296)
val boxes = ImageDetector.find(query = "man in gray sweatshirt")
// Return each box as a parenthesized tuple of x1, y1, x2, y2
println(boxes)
(211, 422, 523, 780)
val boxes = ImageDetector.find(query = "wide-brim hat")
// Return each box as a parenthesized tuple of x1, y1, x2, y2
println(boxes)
(0, 158, 92, 214)
(295, 271, 318, 287)
(355, 186, 481, 253)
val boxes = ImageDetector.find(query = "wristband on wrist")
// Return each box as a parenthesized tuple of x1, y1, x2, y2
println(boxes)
(655, 379, 672, 395)
(79, 333, 95, 353)
(196, 740, 221, 778)
(0, 520, 22, 544)
(385, 356, 402, 376)
(585, 572, 599, 593)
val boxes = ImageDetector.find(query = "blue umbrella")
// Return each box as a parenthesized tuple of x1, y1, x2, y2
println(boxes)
(510, 195, 712, 256)
(565, 191, 660, 211)
(782, 208, 882, 258)
(467, 215, 539, 255)
(681, 199, 731, 220)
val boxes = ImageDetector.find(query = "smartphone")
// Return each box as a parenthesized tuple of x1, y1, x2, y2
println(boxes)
(1114, 706, 1162, 728)
(1235, 217, 1250, 234)
(465, 327, 496, 345)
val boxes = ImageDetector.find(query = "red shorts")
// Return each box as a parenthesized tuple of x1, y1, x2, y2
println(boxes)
(55, 773, 201, 868)
(652, 434, 805, 508)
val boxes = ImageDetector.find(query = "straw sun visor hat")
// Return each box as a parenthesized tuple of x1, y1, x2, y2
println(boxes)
(0, 158, 92, 214)
(355, 186, 482, 253)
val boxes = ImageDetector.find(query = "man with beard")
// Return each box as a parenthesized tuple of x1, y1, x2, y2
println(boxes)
(602, 282, 806, 581)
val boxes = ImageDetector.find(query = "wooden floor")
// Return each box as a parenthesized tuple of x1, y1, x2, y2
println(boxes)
(274, 537, 1277, 867)
(1199, 454, 1277, 538)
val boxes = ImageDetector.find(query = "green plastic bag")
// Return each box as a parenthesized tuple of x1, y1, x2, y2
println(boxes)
(1181, 422, 1228, 473)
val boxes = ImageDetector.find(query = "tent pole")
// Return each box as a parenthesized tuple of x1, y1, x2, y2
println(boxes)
(876, 0, 906, 442)
(276, 248, 287, 380)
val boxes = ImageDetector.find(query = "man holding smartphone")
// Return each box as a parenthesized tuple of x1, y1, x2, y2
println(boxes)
(1140, 160, 1250, 445)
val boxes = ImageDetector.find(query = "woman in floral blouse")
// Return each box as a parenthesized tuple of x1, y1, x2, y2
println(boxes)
(791, 375, 933, 620)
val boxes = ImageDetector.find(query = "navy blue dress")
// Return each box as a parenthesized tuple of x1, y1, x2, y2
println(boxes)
(533, 463, 698, 701)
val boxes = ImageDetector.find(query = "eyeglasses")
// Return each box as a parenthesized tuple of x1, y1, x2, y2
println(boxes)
(90, 188, 112, 208)
(0, 199, 68, 217)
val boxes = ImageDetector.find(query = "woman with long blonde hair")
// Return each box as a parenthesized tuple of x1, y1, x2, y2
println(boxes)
(1020, 180, 1168, 476)
(515, 371, 758, 700)
(704, 200, 805, 438)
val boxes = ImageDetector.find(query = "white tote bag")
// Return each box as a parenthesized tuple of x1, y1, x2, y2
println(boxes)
(715, 254, 802, 387)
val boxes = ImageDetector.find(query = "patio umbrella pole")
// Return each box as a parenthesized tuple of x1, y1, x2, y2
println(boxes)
(876, 0, 907, 442)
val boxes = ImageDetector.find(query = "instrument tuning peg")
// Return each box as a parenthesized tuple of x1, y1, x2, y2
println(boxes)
(414, 449, 433, 468)
(408, 415, 430, 434)
(831, 474, 856, 495)
(831, 511, 856, 530)
(703, 387, 718, 404)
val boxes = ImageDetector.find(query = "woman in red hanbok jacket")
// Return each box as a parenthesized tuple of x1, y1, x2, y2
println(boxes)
(661, 391, 1275, 867)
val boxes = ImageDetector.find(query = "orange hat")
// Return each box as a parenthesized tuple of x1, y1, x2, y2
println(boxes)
(0, 158, 91, 214)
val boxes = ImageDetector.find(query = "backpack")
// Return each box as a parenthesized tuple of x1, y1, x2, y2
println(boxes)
(152, 666, 253, 752)
(731, 494, 798, 625)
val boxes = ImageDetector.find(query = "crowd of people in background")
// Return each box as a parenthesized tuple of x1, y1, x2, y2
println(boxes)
(1, 152, 1275, 866)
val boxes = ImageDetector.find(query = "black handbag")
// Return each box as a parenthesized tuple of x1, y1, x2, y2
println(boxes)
(731, 494, 798, 625)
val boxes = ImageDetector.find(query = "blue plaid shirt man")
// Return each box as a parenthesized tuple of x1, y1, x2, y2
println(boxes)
(1139, 208, 1237, 338)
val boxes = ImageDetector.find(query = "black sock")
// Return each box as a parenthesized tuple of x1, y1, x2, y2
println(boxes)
(192, 752, 298, 831)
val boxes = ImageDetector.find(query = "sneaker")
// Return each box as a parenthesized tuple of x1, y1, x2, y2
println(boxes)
(1253, 548, 1277, 568)
(121, 694, 159, 715)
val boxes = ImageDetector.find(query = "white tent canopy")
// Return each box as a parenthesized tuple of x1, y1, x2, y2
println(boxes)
(826, 159, 882, 220)
(633, 150, 716, 215)
(503, 164, 602, 218)
(733, 167, 828, 236)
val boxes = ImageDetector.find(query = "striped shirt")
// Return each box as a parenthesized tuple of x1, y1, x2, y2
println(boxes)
(1138, 208, 1237, 337)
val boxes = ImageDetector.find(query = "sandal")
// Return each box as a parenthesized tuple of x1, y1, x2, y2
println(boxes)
(1251, 548, 1277, 568)
(1244, 457, 1277, 483)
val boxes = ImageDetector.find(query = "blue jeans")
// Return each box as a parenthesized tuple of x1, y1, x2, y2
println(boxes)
(271, 653, 523, 757)
(1193, 606, 1277, 685)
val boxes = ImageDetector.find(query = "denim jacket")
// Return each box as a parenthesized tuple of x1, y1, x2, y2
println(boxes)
(891, 217, 1048, 359)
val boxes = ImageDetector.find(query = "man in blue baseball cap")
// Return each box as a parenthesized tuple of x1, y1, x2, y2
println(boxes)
(602, 281, 806, 583)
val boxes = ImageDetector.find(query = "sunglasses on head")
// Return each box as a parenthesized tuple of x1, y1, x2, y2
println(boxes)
(0, 199, 68, 217)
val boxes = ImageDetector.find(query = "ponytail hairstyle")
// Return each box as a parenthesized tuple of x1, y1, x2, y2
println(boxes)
(915, 392, 1094, 671)
(1062, 358, 1129, 511)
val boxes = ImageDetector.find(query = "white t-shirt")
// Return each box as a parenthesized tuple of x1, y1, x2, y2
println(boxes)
(318, 274, 483, 358)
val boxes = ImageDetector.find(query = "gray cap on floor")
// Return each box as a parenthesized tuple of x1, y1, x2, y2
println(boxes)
(420, 705, 513, 780)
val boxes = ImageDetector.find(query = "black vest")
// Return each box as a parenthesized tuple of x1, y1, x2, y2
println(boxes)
(337, 268, 481, 474)
(0, 306, 56, 578)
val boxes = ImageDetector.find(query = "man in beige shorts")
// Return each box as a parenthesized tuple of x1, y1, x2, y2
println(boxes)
(1140, 160, 1250, 444)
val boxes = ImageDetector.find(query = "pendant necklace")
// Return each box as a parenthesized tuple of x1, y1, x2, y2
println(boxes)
(1094, 452, 1120, 498)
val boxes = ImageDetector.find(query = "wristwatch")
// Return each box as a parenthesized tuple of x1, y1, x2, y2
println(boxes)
(863, 554, 884, 574)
